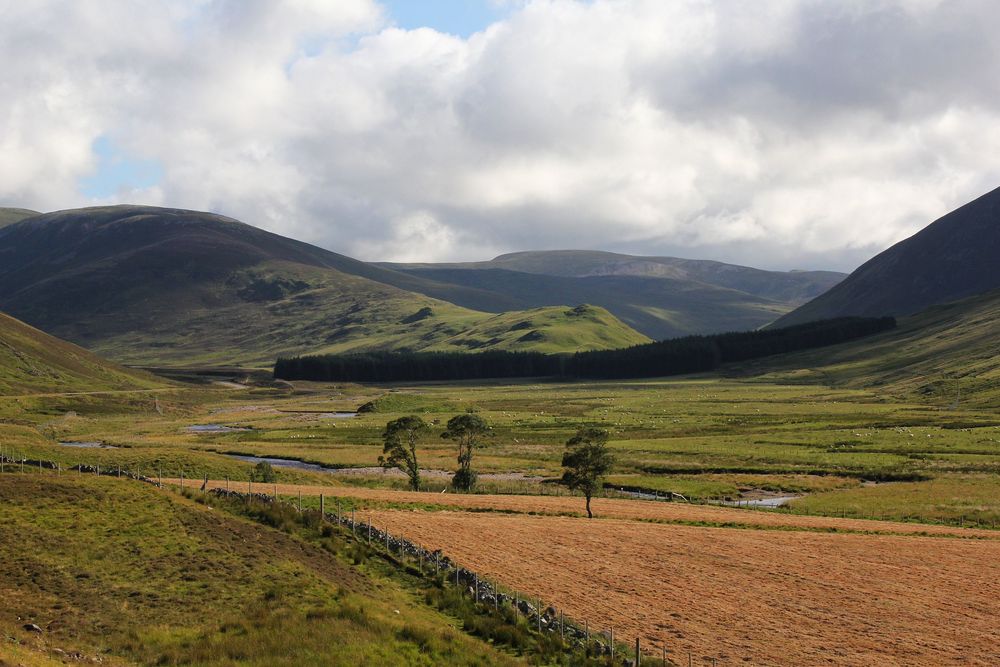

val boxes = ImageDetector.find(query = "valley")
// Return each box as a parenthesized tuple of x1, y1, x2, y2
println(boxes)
(1, 192, 998, 665)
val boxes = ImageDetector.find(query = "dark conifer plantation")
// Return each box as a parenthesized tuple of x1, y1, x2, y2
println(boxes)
(274, 316, 896, 383)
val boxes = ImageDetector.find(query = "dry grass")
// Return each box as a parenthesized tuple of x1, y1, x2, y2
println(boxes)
(169, 480, 1000, 539)
(366, 509, 1000, 666)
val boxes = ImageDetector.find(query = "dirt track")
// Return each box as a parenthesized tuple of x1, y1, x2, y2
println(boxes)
(368, 509, 1000, 666)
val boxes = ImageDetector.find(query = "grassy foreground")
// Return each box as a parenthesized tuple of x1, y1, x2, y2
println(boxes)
(0, 474, 529, 666)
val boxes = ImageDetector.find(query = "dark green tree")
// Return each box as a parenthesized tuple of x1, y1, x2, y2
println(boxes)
(252, 461, 277, 483)
(379, 415, 429, 491)
(561, 427, 614, 518)
(441, 413, 489, 491)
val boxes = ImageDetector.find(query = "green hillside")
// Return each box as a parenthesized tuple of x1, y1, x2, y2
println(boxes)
(0, 206, 646, 366)
(0, 310, 162, 394)
(776, 186, 1000, 327)
(0, 207, 39, 228)
(0, 475, 521, 666)
(379, 250, 844, 340)
(376, 266, 792, 340)
(744, 289, 1000, 407)
(424, 304, 650, 353)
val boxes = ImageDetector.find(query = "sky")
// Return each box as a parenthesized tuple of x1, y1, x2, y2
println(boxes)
(2, 1, 1000, 272)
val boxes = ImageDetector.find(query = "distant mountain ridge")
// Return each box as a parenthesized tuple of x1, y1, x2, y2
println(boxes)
(775, 186, 1000, 327)
(0, 206, 647, 365)
(379, 250, 845, 339)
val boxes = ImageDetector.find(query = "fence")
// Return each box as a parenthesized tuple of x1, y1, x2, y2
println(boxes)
(1, 457, 682, 665)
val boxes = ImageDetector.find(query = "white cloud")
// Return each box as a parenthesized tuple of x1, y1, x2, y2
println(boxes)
(1, 0, 999, 271)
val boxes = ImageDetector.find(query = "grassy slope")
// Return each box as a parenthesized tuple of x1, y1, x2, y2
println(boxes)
(740, 289, 1000, 407)
(0, 474, 520, 666)
(0, 207, 39, 228)
(424, 305, 650, 353)
(0, 311, 163, 394)
(379, 266, 791, 341)
(0, 206, 646, 366)
(378, 250, 845, 339)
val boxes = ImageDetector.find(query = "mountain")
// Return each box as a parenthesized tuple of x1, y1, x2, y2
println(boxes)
(743, 289, 1000, 408)
(378, 251, 845, 340)
(774, 186, 1000, 327)
(0, 207, 39, 228)
(0, 310, 161, 394)
(0, 206, 647, 366)
(393, 250, 844, 304)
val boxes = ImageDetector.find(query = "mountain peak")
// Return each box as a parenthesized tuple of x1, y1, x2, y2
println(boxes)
(775, 185, 1000, 326)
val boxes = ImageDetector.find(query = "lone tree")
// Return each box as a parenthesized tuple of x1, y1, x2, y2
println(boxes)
(252, 461, 277, 483)
(561, 427, 614, 518)
(379, 415, 429, 491)
(441, 413, 489, 491)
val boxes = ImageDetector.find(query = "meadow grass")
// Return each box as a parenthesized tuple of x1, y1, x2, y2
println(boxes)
(0, 474, 527, 666)
(2, 374, 997, 526)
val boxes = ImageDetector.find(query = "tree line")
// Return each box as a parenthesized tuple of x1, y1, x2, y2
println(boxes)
(274, 316, 896, 383)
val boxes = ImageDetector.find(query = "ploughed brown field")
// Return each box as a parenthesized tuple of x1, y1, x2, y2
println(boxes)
(368, 510, 1000, 666)
(172, 480, 1000, 665)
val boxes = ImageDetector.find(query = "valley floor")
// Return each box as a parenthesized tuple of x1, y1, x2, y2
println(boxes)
(2, 372, 998, 664)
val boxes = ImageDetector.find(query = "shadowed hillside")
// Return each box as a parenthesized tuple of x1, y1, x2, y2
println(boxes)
(0, 206, 646, 365)
(380, 251, 844, 339)
(775, 186, 1000, 327)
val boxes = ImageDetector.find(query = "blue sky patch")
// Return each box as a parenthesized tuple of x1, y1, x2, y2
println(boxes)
(382, 0, 510, 37)
(79, 136, 164, 199)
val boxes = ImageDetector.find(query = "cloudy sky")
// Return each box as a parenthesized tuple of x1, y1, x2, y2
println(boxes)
(2, 0, 999, 271)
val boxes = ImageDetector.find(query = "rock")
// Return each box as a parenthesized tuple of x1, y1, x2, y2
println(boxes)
(23, 622, 43, 633)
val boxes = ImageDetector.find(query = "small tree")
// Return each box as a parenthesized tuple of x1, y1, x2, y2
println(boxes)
(561, 427, 614, 518)
(441, 413, 489, 491)
(252, 461, 277, 483)
(379, 415, 429, 491)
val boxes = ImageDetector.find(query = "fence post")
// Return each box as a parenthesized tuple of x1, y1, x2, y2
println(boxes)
(319, 494, 325, 518)
(298, 491, 302, 512)
(537, 597, 541, 632)
(226, 476, 229, 492)
(635, 637, 640, 666)
(610, 628, 614, 660)
(368, 517, 372, 546)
